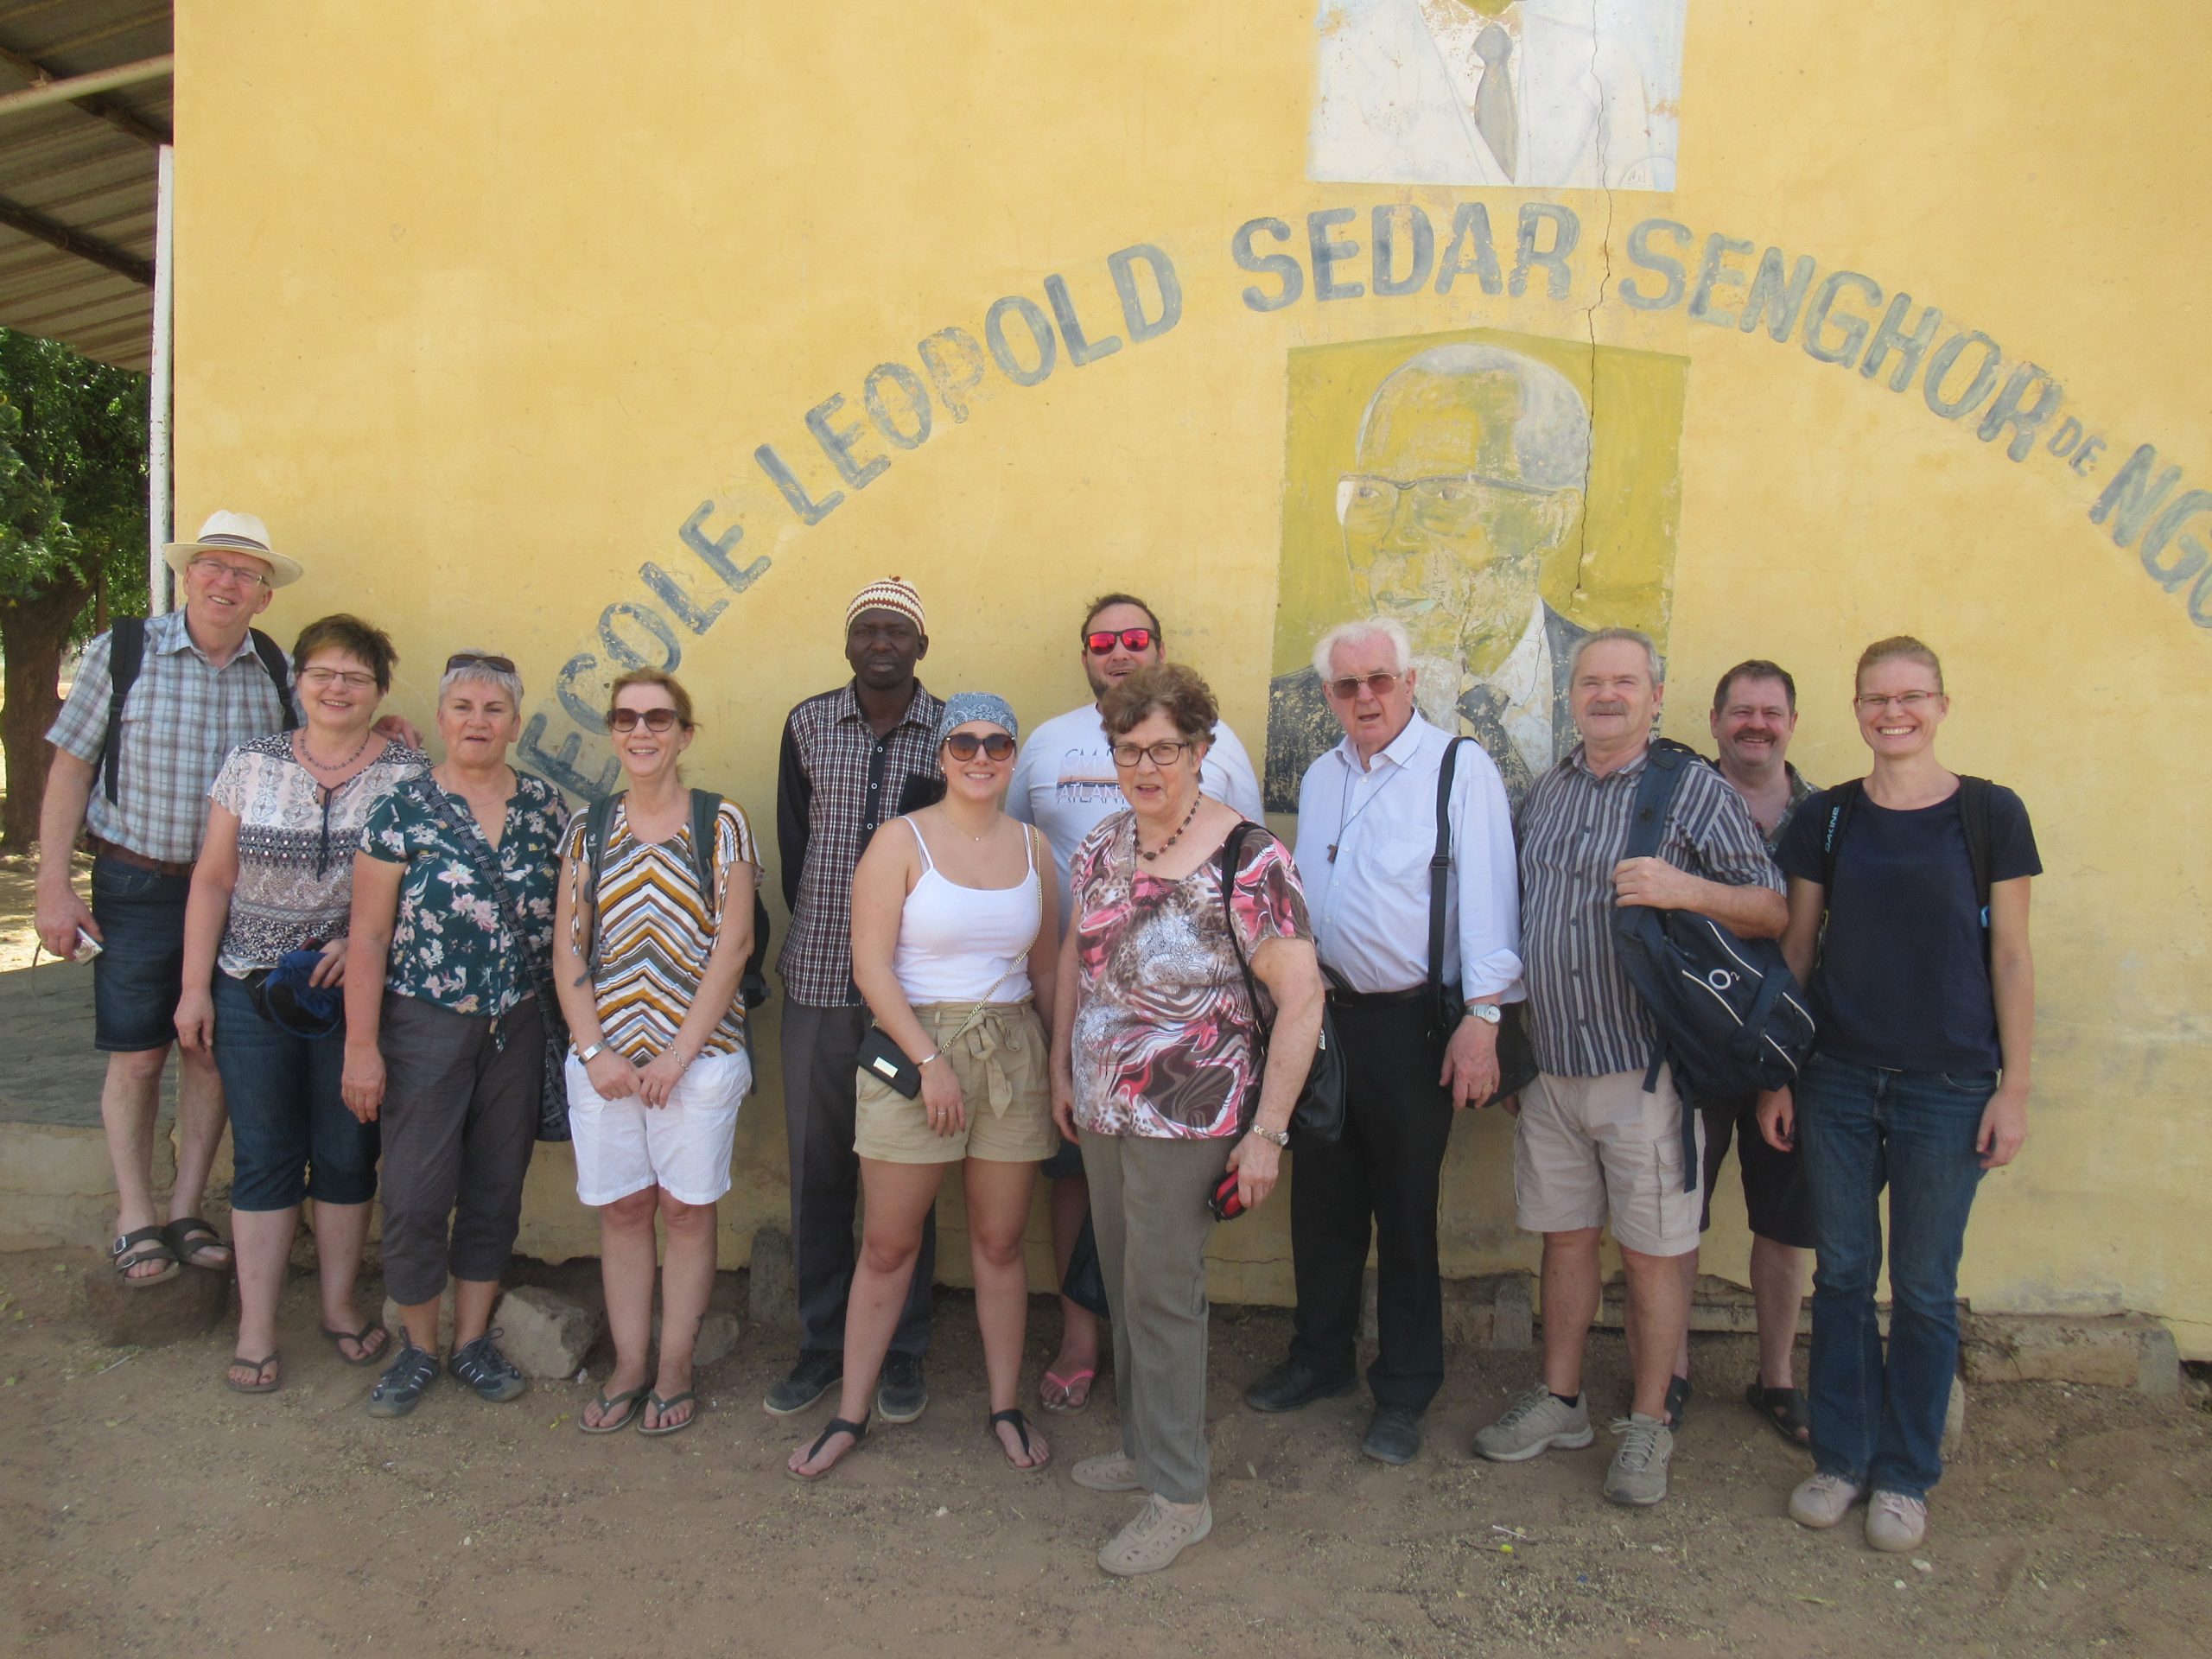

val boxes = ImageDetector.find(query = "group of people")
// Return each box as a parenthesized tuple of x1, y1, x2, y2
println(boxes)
(37, 512, 2037, 1579)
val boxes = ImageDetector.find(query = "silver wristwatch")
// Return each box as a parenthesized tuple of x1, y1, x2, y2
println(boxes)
(575, 1040, 606, 1063)
(1248, 1124, 1290, 1147)
(1462, 1001, 1503, 1026)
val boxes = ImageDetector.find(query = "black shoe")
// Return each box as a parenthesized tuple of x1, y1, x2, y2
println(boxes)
(764, 1350, 843, 1417)
(1362, 1404, 1424, 1465)
(365, 1343, 441, 1419)
(448, 1331, 527, 1403)
(877, 1352, 929, 1423)
(1243, 1357, 1358, 1414)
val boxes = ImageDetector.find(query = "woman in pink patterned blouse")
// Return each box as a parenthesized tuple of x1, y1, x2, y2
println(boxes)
(1049, 664, 1324, 1577)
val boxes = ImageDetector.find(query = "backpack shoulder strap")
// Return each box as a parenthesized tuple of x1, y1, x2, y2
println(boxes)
(1957, 776, 1994, 917)
(687, 790, 725, 918)
(1217, 821, 1267, 1022)
(1623, 738, 1693, 861)
(1428, 737, 1469, 1014)
(1817, 778, 1865, 893)
(247, 628, 297, 731)
(100, 617, 147, 804)
(579, 793, 621, 974)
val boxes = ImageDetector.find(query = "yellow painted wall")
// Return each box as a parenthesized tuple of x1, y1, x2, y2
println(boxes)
(175, 3, 2212, 1356)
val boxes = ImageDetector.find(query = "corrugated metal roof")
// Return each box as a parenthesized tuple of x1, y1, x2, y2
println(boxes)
(0, 2, 170, 371)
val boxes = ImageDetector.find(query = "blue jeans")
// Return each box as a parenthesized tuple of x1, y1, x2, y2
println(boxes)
(89, 857, 190, 1052)
(1799, 1053, 1994, 1499)
(212, 969, 378, 1212)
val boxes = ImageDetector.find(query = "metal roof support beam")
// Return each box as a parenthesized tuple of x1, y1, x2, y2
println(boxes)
(0, 35, 169, 148)
(0, 54, 172, 129)
(0, 193, 150, 285)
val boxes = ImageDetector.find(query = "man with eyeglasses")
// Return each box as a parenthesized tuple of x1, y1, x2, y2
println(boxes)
(1007, 591, 1262, 1413)
(1266, 343, 1592, 809)
(1243, 615, 1518, 1465)
(768, 576, 946, 1424)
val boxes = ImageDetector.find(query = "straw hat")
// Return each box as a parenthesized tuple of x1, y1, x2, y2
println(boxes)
(162, 510, 303, 588)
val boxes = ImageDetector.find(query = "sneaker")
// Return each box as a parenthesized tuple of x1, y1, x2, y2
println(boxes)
(1071, 1452, 1144, 1493)
(1789, 1471, 1865, 1529)
(1361, 1403, 1424, 1465)
(1097, 1494, 1212, 1577)
(365, 1343, 441, 1419)
(448, 1332, 527, 1403)
(1866, 1489, 1928, 1553)
(1243, 1357, 1357, 1414)
(763, 1350, 842, 1417)
(877, 1352, 929, 1423)
(1473, 1383, 1595, 1463)
(1603, 1414, 1674, 1506)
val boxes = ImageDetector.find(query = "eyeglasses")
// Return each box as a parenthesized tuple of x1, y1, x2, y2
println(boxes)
(1322, 671, 1402, 702)
(1084, 627, 1155, 656)
(1853, 692, 1940, 712)
(943, 731, 1016, 761)
(297, 667, 379, 691)
(445, 652, 518, 676)
(608, 708, 684, 733)
(188, 556, 272, 590)
(1338, 472, 1554, 538)
(1109, 739, 1196, 768)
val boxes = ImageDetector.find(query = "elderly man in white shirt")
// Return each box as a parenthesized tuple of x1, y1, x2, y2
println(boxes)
(1243, 616, 1521, 1465)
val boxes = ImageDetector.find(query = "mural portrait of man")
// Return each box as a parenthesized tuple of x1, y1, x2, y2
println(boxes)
(1309, 0, 1687, 190)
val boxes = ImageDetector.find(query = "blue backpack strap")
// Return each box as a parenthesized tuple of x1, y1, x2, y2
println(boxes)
(1622, 737, 1693, 861)
(100, 616, 145, 804)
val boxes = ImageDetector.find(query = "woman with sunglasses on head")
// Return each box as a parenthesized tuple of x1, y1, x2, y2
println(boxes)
(554, 668, 759, 1437)
(1048, 663, 1323, 1576)
(342, 651, 570, 1419)
(175, 615, 427, 1394)
(787, 694, 1060, 1480)
(1758, 637, 2039, 1554)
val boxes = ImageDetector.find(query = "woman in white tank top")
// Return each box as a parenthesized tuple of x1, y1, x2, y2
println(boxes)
(788, 694, 1062, 1481)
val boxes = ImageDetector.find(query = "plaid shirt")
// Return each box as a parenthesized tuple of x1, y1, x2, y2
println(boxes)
(775, 680, 945, 1007)
(1518, 743, 1783, 1077)
(48, 612, 290, 864)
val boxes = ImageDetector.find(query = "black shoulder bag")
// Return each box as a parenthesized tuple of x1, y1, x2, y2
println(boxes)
(1219, 821, 1343, 1148)
(1428, 737, 1537, 1105)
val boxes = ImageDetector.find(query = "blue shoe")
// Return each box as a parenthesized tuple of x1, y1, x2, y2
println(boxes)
(877, 1353, 929, 1424)
(366, 1344, 441, 1418)
(448, 1332, 527, 1403)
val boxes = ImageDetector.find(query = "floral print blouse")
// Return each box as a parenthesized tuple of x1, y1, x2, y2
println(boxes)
(359, 770, 569, 1018)
(1069, 811, 1311, 1139)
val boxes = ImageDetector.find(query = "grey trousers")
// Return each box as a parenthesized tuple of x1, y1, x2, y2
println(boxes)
(1080, 1126, 1233, 1505)
(377, 992, 541, 1307)
(781, 1000, 935, 1357)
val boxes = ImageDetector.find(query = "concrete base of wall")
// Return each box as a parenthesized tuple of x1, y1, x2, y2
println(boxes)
(1961, 1312, 2181, 1396)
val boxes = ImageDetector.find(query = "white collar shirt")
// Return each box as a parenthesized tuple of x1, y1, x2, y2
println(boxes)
(1291, 709, 1522, 1001)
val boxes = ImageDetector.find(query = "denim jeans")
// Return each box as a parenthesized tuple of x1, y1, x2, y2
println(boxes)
(1799, 1052, 1994, 1499)
(212, 969, 377, 1211)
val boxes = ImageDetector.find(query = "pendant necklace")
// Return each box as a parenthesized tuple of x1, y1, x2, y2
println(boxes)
(1137, 795, 1201, 863)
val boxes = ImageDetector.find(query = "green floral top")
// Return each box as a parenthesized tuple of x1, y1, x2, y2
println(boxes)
(359, 771, 569, 1018)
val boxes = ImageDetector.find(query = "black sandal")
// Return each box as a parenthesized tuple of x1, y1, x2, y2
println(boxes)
(788, 1413, 870, 1482)
(321, 1323, 391, 1367)
(111, 1226, 178, 1287)
(1663, 1374, 1693, 1432)
(162, 1217, 231, 1272)
(989, 1407, 1050, 1473)
(225, 1352, 280, 1395)
(1747, 1382, 1812, 1448)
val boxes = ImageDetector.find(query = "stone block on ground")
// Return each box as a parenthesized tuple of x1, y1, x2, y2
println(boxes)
(83, 1256, 228, 1347)
(1961, 1312, 2180, 1395)
(1942, 1375, 1966, 1459)
(747, 1225, 795, 1329)
(655, 1306, 742, 1368)
(382, 1284, 457, 1353)
(493, 1285, 604, 1379)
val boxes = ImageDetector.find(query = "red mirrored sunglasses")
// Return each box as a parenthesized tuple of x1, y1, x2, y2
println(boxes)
(1084, 627, 1155, 655)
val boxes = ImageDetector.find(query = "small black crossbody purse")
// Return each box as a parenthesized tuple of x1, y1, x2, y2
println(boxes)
(1218, 821, 1344, 1148)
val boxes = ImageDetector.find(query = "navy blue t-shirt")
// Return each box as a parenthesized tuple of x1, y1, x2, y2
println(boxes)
(1777, 781, 2040, 1073)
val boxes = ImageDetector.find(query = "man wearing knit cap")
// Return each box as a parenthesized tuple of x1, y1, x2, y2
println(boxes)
(769, 576, 947, 1422)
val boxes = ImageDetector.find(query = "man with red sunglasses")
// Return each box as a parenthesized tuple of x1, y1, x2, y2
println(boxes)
(1007, 592, 1262, 1413)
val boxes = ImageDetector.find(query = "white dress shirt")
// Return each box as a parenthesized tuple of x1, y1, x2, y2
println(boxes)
(1292, 710, 1522, 1001)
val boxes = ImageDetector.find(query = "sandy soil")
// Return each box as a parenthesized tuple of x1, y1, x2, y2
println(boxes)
(3, 1251, 2207, 1659)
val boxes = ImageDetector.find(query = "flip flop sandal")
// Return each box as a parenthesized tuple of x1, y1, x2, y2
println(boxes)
(1747, 1382, 1813, 1448)
(321, 1323, 392, 1367)
(578, 1384, 651, 1434)
(226, 1353, 281, 1395)
(111, 1226, 179, 1287)
(639, 1390, 699, 1438)
(162, 1217, 232, 1272)
(989, 1408, 1051, 1473)
(1039, 1367, 1096, 1414)
(787, 1413, 870, 1482)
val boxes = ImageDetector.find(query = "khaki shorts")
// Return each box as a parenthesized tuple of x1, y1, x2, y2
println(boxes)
(1513, 1065, 1705, 1257)
(855, 1000, 1058, 1166)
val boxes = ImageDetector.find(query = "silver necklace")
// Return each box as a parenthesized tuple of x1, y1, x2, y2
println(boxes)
(299, 728, 373, 773)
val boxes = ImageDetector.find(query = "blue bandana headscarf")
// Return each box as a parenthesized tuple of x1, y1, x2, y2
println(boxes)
(936, 691, 1019, 746)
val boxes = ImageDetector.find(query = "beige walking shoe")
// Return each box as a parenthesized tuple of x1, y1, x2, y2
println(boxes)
(1071, 1452, 1143, 1493)
(1866, 1490, 1929, 1553)
(1601, 1413, 1674, 1506)
(1788, 1471, 1865, 1529)
(1097, 1493, 1212, 1576)
(1472, 1383, 1595, 1462)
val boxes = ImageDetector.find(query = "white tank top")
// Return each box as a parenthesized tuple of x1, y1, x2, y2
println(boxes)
(891, 818, 1041, 1003)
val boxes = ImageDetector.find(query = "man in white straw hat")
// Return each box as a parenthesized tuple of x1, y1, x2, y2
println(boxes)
(38, 511, 312, 1287)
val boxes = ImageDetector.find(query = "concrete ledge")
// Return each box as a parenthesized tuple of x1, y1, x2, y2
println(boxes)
(1599, 1273, 1818, 1336)
(1961, 1312, 2181, 1395)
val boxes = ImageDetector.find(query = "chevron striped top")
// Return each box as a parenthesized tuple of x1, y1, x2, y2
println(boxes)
(562, 798, 760, 1060)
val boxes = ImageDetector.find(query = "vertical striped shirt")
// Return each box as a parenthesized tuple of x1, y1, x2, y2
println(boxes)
(1518, 743, 1783, 1077)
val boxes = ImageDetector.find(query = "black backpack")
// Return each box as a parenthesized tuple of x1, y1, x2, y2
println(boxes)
(577, 789, 772, 1010)
(101, 615, 296, 803)
(1609, 740, 1815, 1186)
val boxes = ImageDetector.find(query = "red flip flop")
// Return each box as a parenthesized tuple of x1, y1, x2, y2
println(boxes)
(1039, 1367, 1095, 1414)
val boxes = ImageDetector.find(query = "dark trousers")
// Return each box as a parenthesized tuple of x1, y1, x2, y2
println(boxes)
(781, 1000, 934, 1357)
(1288, 998, 1456, 1412)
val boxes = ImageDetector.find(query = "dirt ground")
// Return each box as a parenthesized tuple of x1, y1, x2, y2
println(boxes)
(3, 1252, 2208, 1659)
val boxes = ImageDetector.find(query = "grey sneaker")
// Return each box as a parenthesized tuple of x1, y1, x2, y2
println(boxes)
(1097, 1494, 1212, 1576)
(1602, 1413, 1674, 1506)
(1789, 1471, 1865, 1529)
(877, 1352, 929, 1424)
(1866, 1490, 1928, 1553)
(764, 1350, 842, 1416)
(1473, 1384, 1595, 1463)
(1071, 1452, 1144, 1492)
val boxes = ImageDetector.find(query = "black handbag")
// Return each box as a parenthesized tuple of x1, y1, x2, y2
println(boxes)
(1219, 821, 1344, 1148)
(1430, 738, 1537, 1106)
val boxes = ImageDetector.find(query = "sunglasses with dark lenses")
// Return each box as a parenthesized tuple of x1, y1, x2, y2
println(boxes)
(445, 652, 518, 676)
(944, 731, 1016, 761)
(1322, 671, 1402, 702)
(1084, 627, 1155, 656)
(608, 708, 683, 733)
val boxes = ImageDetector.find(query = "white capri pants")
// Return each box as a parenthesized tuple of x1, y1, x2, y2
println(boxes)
(566, 1048, 752, 1207)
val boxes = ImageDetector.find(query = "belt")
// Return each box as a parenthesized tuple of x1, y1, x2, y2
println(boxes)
(87, 838, 194, 879)
(1325, 984, 1428, 1007)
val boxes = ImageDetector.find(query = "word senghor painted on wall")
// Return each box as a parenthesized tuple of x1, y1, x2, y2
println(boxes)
(518, 200, 2209, 799)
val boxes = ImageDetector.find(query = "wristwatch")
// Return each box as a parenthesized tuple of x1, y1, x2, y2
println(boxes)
(1248, 1124, 1290, 1148)
(1462, 1002, 1503, 1026)
(575, 1040, 606, 1063)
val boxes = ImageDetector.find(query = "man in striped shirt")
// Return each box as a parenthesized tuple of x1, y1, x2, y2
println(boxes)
(1472, 629, 1784, 1507)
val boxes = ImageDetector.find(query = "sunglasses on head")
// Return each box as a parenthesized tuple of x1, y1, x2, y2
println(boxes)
(445, 652, 517, 676)
(608, 707, 684, 733)
(943, 731, 1016, 761)
(1084, 627, 1154, 656)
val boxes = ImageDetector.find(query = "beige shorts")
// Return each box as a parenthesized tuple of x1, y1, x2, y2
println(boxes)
(854, 1000, 1058, 1166)
(1513, 1065, 1705, 1257)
